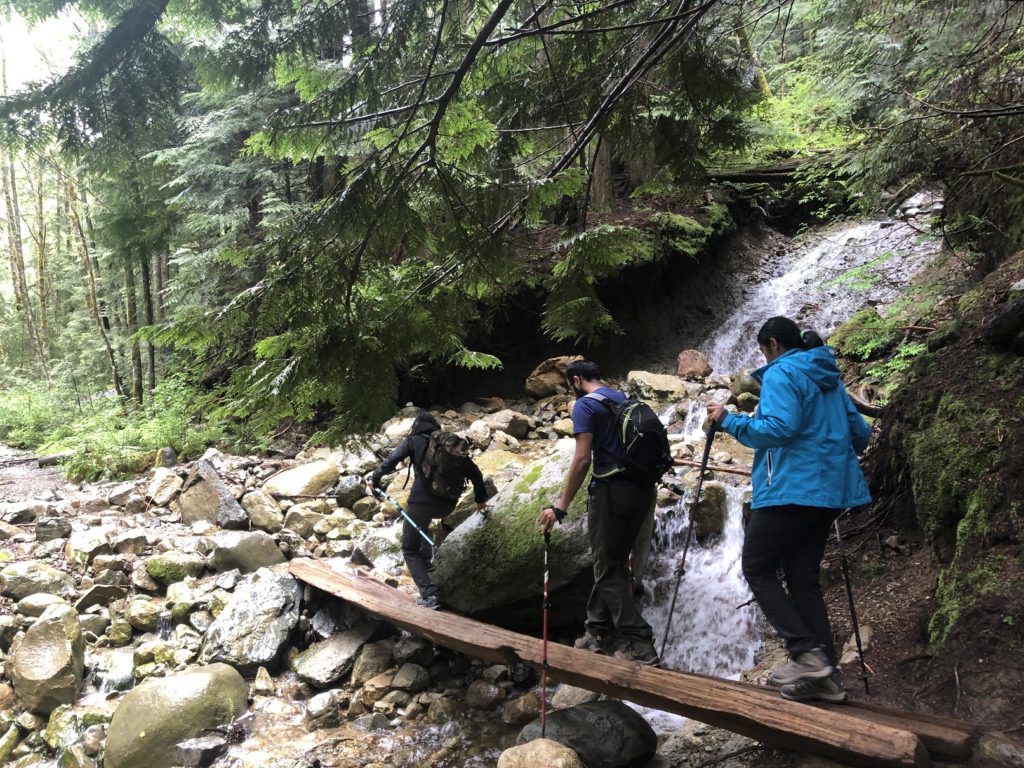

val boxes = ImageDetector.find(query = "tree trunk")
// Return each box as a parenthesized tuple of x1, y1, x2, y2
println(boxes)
(66, 181, 124, 396)
(139, 252, 157, 395)
(736, 17, 773, 98)
(589, 135, 614, 211)
(30, 162, 52, 362)
(123, 256, 143, 404)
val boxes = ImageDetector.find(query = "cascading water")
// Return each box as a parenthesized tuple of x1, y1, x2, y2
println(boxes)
(639, 215, 940, 694)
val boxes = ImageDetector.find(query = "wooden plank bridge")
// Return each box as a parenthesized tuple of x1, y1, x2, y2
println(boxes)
(290, 558, 979, 768)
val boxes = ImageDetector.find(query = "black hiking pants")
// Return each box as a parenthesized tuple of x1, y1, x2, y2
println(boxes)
(584, 479, 656, 644)
(402, 499, 453, 598)
(742, 504, 839, 662)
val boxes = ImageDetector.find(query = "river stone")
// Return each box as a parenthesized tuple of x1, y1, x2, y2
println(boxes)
(333, 476, 366, 508)
(393, 635, 435, 667)
(351, 528, 403, 572)
(360, 671, 395, 706)
(391, 663, 430, 693)
(432, 440, 596, 615)
(263, 460, 339, 498)
(198, 569, 301, 674)
(290, 621, 378, 687)
(0, 560, 76, 600)
(283, 505, 326, 537)
(209, 531, 285, 573)
(76, 584, 127, 613)
(104, 663, 247, 768)
(427, 695, 464, 724)
(524, 356, 580, 399)
(35, 517, 72, 542)
(112, 530, 148, 555)
(351, 638, 396, 686)
(686, 481, 728, 542)
(148, 467, 183, 506)
(730, 368, 761, 397)
(498, 738, 584, 768)
(551, 684, 601, 709)
(466, 679, 505, 709)
(65, 526, 114, 566)
(179, 460, 248, 530)
(240, 490, 284, 532)
(676, 349, 713, 379)
(0, 723, 18, 763)
(146, 552, 206, 585)
(626, 370, 686, 402)
(483, 409, 531, 440)
(9, 604, 84, 714)
(304, 689, 346, 730)
(518, 700, 656, 768)
(125, 598, 163, 632)
(16, 592, 68, 617)
(175, 734, 228, 768)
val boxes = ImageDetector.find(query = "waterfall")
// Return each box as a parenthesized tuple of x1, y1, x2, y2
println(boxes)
(640, 216, 938, 692)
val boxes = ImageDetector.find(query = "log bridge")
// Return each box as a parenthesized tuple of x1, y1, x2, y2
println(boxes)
(290, 559, 978, 768)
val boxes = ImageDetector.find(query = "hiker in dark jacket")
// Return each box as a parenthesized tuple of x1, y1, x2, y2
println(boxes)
(707, 316, 871, 703)
(368, 411, 488, 609)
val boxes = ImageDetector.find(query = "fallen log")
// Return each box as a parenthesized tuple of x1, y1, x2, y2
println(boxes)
(291, 559, 935, 768)
(675, 458, 751, 476)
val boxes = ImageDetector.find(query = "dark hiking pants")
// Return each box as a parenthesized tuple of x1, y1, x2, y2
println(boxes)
(585, 479, 656, 643)
(742, 504, 840, 662)
(402, 500, 453, 598)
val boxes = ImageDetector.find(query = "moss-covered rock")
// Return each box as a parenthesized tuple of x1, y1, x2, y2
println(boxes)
(145, 552, 206, 585)
(829, 307, 900, 360)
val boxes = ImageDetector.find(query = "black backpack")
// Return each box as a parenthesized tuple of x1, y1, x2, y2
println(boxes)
(586, 393, 673, 483)
(420, 431, 472, 500)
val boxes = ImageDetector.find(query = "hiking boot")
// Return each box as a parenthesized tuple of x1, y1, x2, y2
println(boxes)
(780, 671, 848, 703)
(768, 647, 833, 686)
(613, 640, 661, 667)
(416, 595, 441, 610)
(573, 630, 608, 654)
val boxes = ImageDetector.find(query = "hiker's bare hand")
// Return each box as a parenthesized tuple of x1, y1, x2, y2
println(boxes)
(539, 507, 558, 532)
(706, 402, 727, 424)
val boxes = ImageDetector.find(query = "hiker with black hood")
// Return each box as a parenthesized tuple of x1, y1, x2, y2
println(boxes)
(368, 411, 489, 609)
(707, 316, 871, 703)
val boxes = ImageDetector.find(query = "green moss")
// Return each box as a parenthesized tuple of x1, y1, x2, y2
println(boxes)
(145, 553, 205, 585)
(651, 212, 711, 259)
(829, 307, 901, 360)
(957, 289, 983, 315)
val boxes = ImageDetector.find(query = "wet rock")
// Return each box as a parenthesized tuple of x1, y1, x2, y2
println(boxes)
(361, 671, 395, 706)
(466, 679, 505, 709)
(16, 593, 68, 617)
(179, 460, 248, 530)
(252, 666, 275, 696)
(333, 476, 367, 508)
(104, 663, 247, 768)
(0, 723, 20, 763)
(80, 724, 104, 756)
(145, 552, 206, 585)
(304, 689, 347, 729)
(498, 738, 584, 768)
(35, 518, 72, 542)
(677, 350, 713, 380)
(426, 695, 464, 724)
(199, 569, 301, 675)
(501, 693, 542, 726)
(351, 712, 391, 731)
(175, 734, 228, 768)
(0, 561, 75, 600)
(9, 604, 85, 714)
(148, 468, 183, 506)
(209, 531, 285, 573)
(392, 663, 430, 692)
(43, 704, 79, 751)
(352, 638, 396, 686)
(686, 480, 728, 542)
(524, 356, 579, 399)
(61, 744, 98, 768)
(125, 598, 163, 632)
(75, 584, 127, 613)
(290, 621, 378, 687)
(974, 731, 1024, 768)
(78, 612, 110, 638)
(263, 460, 339, 498)
(518, 700, 656, 768)
(393, 635, 435, 667)
(627, 370, 686, 401)
(551, 684, 601, 709)
(240, 490, 284, 533)
(484, 410, 531, 440)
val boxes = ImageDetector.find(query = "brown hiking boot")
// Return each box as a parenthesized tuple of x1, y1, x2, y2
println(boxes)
(573, 630, 608, 654)
(613, 640, 661, 667)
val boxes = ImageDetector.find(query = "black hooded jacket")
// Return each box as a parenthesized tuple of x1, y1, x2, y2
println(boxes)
(371, 412, 487, 505)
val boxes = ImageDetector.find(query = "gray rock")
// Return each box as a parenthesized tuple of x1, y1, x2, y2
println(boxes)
(104, 664, 247, 768)
(106, 483, 136, 507)
(240, 490, 284, 533)
(262, 460, 339, 498)
(0, 560, 76, 600)
(290, 622, 378, 687)
(65, 526, 114, 567)
(501, 694, 542, 727)
(333, 475, 367, 508)
(125, 598, 163, 632)
(351, 639, 396, 686)
(498, 739, 583, 768)
(483, 409, 531, 440)
(627, 370, 686, 401)
(208, 531, 285, 573)
(35, 518, 72, 542)
(8, 604, 85, 714)
(157, 446, 178, 468)
(16, 593, 68, 617)
(466, 679, 505, 709)
(179, 460, 247, 530)
(199, 569, 301, 674)
(518, 700, 656, 768)
(283, 506, 326, 538)
(112, 530, 148, 555)
(393, 636, 435, 667)
(175, 734, 229, 768)
(304, 689, 347, 730)
(148, 468, 183, 507)
(75, 584, 127, 613)
(392, 663, 430, 693)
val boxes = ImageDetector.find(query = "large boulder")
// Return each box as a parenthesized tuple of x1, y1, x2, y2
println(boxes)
(198, 569, 301, 674)
(8, 604, 84, 714)
(0, 560, 75, 600)
(262, 460, 339, 498)
(524, 356, 581, 399)
(626, 371, 686, 402)
(104, 663, 247, 768)
(484, 410, 532, 440)
(676, 350, 713, 380)
(208, 531, 286, 573)
(432, 440, 594, 616)
(178, 460, 247, 529)
(518, 700, 657, 768)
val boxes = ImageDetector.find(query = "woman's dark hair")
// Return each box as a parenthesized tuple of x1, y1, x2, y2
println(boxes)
(565, 360, 602, 381)
(757, 316, 823, 351)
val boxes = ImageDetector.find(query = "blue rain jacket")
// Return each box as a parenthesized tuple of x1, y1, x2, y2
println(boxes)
(720, 346, 872, 510)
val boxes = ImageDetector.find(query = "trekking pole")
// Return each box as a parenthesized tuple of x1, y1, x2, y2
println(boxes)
(660, 420, 719, 659)
(834, 513, 870, 694)
(540, 529, 551, 738)
(373, 489, 435, 547)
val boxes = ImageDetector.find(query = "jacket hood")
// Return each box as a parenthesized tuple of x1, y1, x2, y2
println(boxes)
(409, 411, 441, 437)
(754, 346, 842, 392)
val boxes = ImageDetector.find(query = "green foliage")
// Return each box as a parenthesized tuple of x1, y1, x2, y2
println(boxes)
(829, 308, 900, 361)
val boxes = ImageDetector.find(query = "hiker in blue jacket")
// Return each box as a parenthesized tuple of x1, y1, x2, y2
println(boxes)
(707, 316, 871, 703)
